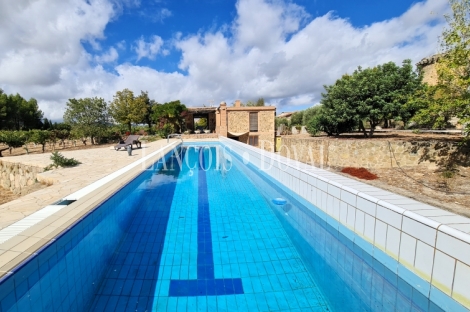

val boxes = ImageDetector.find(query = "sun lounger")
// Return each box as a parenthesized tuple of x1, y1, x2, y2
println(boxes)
(114, 135, 141, 150)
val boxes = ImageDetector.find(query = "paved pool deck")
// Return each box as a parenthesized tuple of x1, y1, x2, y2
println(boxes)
(0, 139, 179, 231)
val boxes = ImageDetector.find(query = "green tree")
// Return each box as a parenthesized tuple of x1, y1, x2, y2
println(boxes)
(195, 118, 208, 129)
(109, 89, 147, 132)
(245, 98, 266, 107)
(42, 118, 52, 130)
(29, 130, 51, 153)
(19, 98, 43, 129)
(53, 124, 71, 147)
(275, 117, 289, 128)
(306, 105, 357, 136)
(302, 105, 322, 125)
(0, 131, 27, 156)
(152, 100, 187, 133)
(64, 97, 108, 145)
(290, 111, 304, 126)
(137, 91, 156, 132)
(413, 0, 470, 135)
(316, 60, 421, 137)
(0, 89, 8, 127)
(0, 90, 44, 130)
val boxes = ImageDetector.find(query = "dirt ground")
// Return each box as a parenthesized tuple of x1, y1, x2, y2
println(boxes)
(334, 165, 470, 217)
(0, 183, 48, 206)
(0, 140, 115, 157)
(291, 130, 464, 142)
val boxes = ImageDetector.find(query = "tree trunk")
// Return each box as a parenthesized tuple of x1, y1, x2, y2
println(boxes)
(359, 121, 367, 137)
(128, 123, 132, 133)
(369, 123, 377, 137)
(0, 147, 8, 157)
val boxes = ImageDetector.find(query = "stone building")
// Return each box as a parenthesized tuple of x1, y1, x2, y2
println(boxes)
(184, 100, 276, 150)
(416, 54, 440, 86)
(183, 107, 217, 133)
(417, 54, 463, 129)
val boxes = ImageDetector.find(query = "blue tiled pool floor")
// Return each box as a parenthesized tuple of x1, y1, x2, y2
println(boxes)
(89, 146, 329, 311)
(152, 147, 329, 311)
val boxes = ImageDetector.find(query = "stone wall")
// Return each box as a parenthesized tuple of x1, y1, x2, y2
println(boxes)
(0, 160, 43, 194)
(258, 111, 274, 132)
(280, 137, 470, 169)
(421, 63, 438, 86)
(226, 110, 275, 151)
(227, 111, 249, 133)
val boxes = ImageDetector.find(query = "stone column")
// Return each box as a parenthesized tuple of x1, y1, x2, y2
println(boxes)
(218, 102, 228, 137)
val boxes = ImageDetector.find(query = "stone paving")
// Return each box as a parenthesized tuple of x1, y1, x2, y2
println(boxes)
(0, 139, 178, 231)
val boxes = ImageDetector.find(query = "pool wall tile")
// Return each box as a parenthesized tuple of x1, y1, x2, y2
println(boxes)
(374, 220, 387, 250)
(431, 250, 456, 295)
(436, 231, 470, 267)
(385, 226, 401, 259)
(357, 196, 377, 216)
(398, 232, 417, 269)
(220, 136, 470, 311)
(363, 214, 376, 243)
(402, 216, 437, 247)
(452, 261, 470, 307)
(414, 241, 435, 282)
(376, 205, 403, 230)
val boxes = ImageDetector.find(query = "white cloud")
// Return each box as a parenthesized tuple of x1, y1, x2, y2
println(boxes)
(134, 35, 164, 61)
(156, 8, 172, 22)
(116, 40, 127, 50)
(0, 0, 115, 86)
(95, 47, 119, 63)
(174, 0, 448, 110)
(0, 0, 450, 120)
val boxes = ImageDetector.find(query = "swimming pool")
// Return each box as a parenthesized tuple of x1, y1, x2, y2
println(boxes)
(0, 142, 460, 311)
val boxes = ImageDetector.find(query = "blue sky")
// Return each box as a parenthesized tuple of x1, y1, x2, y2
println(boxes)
(0, 0, 449, 120)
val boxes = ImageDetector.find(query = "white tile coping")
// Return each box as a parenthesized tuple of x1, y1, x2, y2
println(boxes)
(0, 141, 179, 245)
(219, 136, 470, 310)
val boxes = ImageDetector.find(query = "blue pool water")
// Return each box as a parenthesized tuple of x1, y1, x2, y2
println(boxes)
(0, 143, 446, 311)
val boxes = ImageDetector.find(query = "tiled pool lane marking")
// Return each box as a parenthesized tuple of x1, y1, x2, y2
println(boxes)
(88, 147, 186, 311)
(168, 148, 244, 296)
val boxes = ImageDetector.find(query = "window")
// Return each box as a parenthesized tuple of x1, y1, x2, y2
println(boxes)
(249, 112, 258, 132)
(249, 135, 259, 146)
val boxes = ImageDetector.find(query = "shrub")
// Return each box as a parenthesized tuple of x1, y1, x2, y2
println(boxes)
(44, 152, 81, 170)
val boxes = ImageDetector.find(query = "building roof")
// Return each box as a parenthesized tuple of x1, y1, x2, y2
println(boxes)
(226, 106, 276, 111)
(416, 54, 442, 68)
(276, 112, 295, 118)
(186, 107, 217, 114)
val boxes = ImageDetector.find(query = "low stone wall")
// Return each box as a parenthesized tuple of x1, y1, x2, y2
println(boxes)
(280, 137, 470, 169)
(181, 133, 218, 140)
(0, 160, 43, 194)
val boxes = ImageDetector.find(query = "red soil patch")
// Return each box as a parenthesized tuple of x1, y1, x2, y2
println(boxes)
(341, 167, 378, 180)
